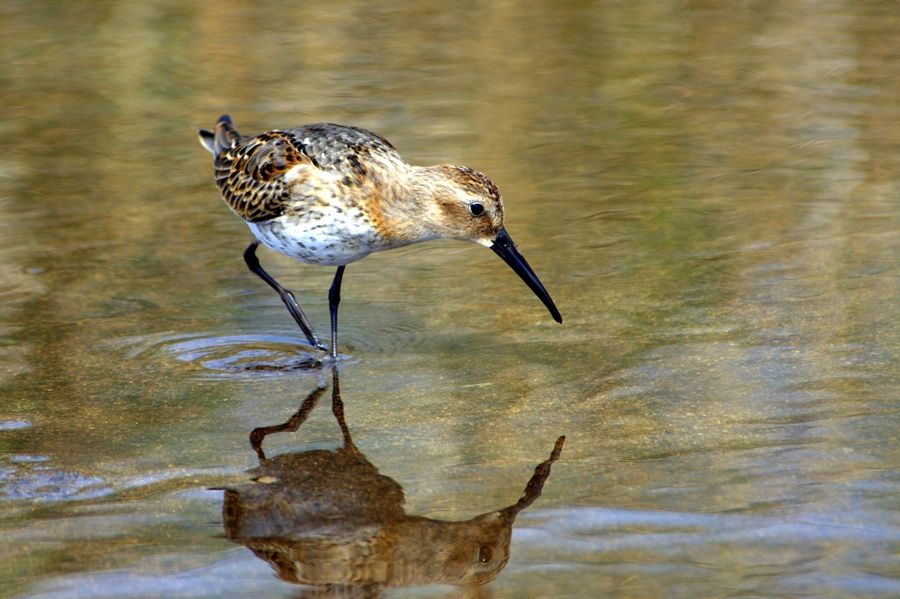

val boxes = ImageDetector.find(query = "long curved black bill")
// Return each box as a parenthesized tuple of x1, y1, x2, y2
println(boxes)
(490, 228, 562, 323)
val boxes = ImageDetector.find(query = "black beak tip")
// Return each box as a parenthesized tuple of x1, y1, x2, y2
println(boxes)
(490, 229, 562, 324)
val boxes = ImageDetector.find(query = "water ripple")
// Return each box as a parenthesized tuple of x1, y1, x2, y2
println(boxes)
(105, 317, 434, 375)
(166, 334, 326, 371)
(0, 458, 112, 503)
(0, 419, 32, 431)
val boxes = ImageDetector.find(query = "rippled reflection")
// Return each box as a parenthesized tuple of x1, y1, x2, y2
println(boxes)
(222, 371, 564, 594)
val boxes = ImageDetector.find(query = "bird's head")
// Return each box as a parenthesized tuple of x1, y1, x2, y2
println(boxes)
(427, 164, 506, 245)
(408, 165, 562, 324)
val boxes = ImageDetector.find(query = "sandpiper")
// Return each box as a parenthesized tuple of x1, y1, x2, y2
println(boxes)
(199, 115, 561, 358)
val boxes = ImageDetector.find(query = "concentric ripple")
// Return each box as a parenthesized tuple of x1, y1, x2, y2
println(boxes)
(105, 313, 436, 376)
(106, 333, 329, 376)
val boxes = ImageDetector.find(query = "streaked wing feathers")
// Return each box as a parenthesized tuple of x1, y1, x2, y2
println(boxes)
(207, 118, 401, 224)
(214, 131, 314, 223)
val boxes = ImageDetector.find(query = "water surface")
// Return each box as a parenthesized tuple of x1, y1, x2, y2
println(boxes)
(2, 1, 900, 597)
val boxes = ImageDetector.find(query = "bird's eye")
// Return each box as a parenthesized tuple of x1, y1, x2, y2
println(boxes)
(469, 203, 485, 216)
(477, 545, 493, 563)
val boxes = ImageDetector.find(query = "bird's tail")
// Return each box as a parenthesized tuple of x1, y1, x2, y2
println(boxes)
(198, 115, 242, 156)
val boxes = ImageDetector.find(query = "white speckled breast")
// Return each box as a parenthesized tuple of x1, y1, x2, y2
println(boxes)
(248, 212, 384, 267)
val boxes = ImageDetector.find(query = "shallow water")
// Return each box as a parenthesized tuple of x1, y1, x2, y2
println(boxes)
(3, 1, 900, 597)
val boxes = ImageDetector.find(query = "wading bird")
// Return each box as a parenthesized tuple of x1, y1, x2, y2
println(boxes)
(199, 115, 561, 358)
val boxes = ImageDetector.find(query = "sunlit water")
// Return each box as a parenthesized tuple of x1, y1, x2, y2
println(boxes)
(3, 1, 900, 597)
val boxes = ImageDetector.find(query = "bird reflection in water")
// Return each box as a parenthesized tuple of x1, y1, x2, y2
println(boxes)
(222, 370, 564, 595)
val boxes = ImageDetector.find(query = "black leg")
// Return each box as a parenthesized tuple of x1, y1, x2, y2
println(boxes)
(249, 383, 327, 460)
(328, 266, 345, 359)
(330, 369, 356, 450)
(243, 241, 327, 352)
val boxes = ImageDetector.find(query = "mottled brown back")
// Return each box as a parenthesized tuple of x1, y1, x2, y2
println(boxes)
(204, 117, 402, 223)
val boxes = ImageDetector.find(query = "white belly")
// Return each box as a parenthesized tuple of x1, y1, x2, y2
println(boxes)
(248, 215, 383, 267)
